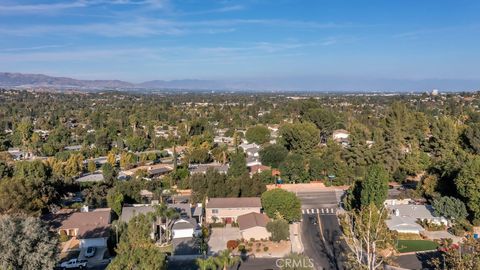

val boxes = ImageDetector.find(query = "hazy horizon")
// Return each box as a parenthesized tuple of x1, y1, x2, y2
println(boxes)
(1, 0, 479, 90)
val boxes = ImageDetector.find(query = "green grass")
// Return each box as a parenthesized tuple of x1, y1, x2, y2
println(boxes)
(396, 240, 439, 253)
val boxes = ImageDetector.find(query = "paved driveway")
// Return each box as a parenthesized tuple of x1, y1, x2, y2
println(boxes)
(208, 226, 241, 254)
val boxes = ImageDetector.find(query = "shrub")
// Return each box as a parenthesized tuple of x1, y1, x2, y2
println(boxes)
(227, 240, 239, 250)
(255, 248, 261, 253)
(247, 242, 253, 247)
(59, 231, 69, 242)
(266, 219, 289, 242)
(263, 246, 269, 252)
(238, 245, 245, 252)
(210, 222, 225, 228)
(250, 238, 255, 242)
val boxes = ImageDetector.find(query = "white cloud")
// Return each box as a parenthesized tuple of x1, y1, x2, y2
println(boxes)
(0, 1, 89, 12)
(0, 0, 169, 13)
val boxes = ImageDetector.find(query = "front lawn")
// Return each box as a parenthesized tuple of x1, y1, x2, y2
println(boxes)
(396, 240, 439, 253)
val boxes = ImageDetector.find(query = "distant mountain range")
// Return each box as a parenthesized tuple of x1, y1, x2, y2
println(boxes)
(1, 72, 479, 92)
(0, 72, 233, 91)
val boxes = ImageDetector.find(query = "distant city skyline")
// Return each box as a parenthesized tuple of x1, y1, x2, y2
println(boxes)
(1, 0, 479, 90)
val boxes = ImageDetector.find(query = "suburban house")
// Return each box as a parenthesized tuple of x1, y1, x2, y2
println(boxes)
(7, 148, 34, 160)
(122, 163, 174, 179)
(332, 129, 350, 146)
(75, 173, 104, 183)
(239, 143, 260, 152)
(189, 163, 229, 175)
(205, 197, 262, 223)
(214, 136, 234, 145)
(237, 212, 271, 240)
(47, 208, 112, 249)
(248, 164, 271, 175)
(172, 218, 199, 239)
(64, 145, 82, 151)
(246, 156, 262, 167)
(385, 202, 448, 234)
(245, 147, 260, 158)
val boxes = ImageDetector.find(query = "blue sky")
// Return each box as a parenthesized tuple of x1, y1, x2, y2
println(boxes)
(1, 0, 480, 90)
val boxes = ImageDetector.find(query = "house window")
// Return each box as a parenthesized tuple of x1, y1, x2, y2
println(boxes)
(212, 209, 219, 214)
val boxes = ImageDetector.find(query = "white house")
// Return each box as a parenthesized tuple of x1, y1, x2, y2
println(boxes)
(332, 129, 350, 141)
(386, 204, 448, 234)
(172, 219, 198, 239)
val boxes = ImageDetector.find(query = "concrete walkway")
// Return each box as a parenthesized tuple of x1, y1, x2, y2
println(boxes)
(289, 223, 304, 253)
(423, 230, 463, 244)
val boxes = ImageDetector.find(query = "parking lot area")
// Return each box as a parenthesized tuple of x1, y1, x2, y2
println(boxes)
(208, 226, 241, 254)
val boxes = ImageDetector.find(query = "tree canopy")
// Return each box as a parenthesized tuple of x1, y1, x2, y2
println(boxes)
(261, 189, 301, 222)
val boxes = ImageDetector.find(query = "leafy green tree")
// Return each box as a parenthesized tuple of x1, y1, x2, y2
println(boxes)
(228, 152, 247, 178)
(455, 156, 480, 222)
(261, 189, 301, 222)
(279, 122, 320, 154)
(206, 168, 230, 198)
(462, 123, 480, 154)
(107, 190, 124, 217)
(246, 125, 271, 144)
(266, 219, 289, 242)
(107, 151, 116, 166)
(12, 160, 49, 182)
(102, 163, 116, 186)
(196, 257, 217, 270)
(239, 173, 266, 197)
(214, 249, 239, 270)
(211, 145, 228, 164)
(15, 117, 33, 149)
(125, 135, 149, 152)
(82, 184, 109, 208)
(119, 152, 137, 170)
(432, 238, 480, 269)
(87, 159, 97, 173)
(64, 153, 84, 179)
(341, 204, 393, 270)
(0, 160, 11, 179)
(188, 148, 211, 164)
(259, 144, 288, 168)
(360, 165, 389, 209)
(0, 160, 58, 214)
(308, 156, 324, 180)
(304, 107, 343, 135)
(0, 215, 58, 270)
(108, 214, 166, 270)
(280, 153, 309, 183)
(432, 196, 468, 221)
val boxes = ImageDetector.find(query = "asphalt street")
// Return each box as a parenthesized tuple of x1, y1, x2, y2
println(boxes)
(297, 190, 348, 270)
(167, 258, 279, 270)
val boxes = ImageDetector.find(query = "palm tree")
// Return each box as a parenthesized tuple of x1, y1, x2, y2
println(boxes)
(196, 257, 217, 270)
(154, 204, 180, 244)
(214, 249, 240, 270)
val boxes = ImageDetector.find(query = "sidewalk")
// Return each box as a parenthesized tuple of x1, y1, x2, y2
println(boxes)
(289, 223, 304, 253)
(267, 182, 349, 192)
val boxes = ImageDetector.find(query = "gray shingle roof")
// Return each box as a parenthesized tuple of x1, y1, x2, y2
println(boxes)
(207, 197, 261, 209)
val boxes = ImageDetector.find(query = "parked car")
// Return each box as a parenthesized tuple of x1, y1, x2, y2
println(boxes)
(84, 246, 96, 258)
(59, 258, 87, 269)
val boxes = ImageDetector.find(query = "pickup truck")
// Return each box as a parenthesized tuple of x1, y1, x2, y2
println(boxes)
(59, 258, 88, 269)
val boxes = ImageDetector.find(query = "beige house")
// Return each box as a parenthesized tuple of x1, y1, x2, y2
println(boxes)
(237, 212, 271, 240)
(205, 197, 262, 223)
